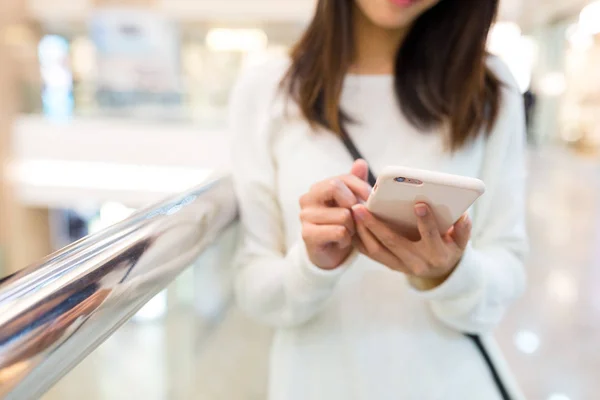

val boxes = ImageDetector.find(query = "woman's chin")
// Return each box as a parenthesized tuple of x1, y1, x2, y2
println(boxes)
(369, 12, 419, 30)
(355, 0, 440, 30)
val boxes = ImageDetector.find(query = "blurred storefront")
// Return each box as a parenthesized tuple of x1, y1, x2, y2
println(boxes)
(16, 1, 600, 143)
(528, 1, 600, 154)
(562, 3, 600, 154)
(19, 7, 305, 126)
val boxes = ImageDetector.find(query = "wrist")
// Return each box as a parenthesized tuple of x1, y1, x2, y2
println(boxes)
(408, 274, 451, 291)
(408, 257, 461, 290)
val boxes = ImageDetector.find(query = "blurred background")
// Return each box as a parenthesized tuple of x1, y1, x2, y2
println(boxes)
(0, 0, 600, 399)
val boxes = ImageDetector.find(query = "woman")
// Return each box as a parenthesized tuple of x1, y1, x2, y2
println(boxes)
(229, 0, 528, 399)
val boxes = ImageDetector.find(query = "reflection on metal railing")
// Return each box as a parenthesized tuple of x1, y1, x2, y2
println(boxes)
(0, 174, 237, 400)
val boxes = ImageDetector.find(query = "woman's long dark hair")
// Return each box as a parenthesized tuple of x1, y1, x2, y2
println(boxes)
(283, 0, 501, 150)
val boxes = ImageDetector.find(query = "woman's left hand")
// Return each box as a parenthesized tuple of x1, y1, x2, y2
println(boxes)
(351, 203, 472, 290)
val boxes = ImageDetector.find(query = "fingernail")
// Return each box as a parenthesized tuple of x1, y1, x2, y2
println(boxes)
(415, 204, 427, 217)
(352, 205, 365, 221)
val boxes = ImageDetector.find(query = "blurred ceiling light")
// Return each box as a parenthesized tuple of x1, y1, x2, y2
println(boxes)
(514, 330, 540, 354)
(488, 22, 535, 93)
(579, 0, 600, 36)
(205, 28, 268, 52)
(487, 21, 522, 56)
(566, 24, 593, 51)
(539, 72, 566, 96)
(546, 270, 578, 304)
(547, 394, 571, 400)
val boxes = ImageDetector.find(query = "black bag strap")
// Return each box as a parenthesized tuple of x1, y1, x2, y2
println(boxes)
(340, 133, 378, 186)
(339, 128, 512, 400)
(465, 334, 512, 400)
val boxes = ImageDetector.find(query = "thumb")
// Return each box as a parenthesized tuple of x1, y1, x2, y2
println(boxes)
(350, 159, 369, 182)
(449, 214, 471, 250)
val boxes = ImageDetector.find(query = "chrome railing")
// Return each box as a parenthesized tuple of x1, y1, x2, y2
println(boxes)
(0, 174, 237, 400)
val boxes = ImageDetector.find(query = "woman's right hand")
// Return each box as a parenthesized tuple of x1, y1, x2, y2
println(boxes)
(299, 160, 372, 270)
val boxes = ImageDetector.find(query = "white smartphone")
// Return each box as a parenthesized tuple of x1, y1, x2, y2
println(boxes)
(365, 166, 485, 238)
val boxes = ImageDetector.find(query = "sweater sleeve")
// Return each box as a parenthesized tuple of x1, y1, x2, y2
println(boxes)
(229, 61, 353, 328)
(412, 58, 529, 334)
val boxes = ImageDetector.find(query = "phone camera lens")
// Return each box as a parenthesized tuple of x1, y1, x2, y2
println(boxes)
(394, 177, 406, 183)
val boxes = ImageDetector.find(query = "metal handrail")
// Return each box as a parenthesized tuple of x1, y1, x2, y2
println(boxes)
(0, 173, 237, 400)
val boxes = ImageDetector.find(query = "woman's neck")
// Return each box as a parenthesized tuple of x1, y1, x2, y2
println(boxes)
(350, 6, 408, 75)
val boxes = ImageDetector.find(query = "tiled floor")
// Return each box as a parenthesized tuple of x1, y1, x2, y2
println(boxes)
(43, 146, 599, 400)
(496, 147, 600, 400)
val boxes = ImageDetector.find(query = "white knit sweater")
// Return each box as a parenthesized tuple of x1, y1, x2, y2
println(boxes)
(229, 56, 528, 400)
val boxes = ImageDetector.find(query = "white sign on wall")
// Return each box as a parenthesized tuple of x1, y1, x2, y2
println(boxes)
(90, 8, 182, 114)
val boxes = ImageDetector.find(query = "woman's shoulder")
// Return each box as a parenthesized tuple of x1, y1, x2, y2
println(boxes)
(485, 55, 524, 125)
(486, 55, 520, 95)
(232, 55, 292, 104)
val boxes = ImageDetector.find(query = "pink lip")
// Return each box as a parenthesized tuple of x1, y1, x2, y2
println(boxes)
(390, 0, 417, 6)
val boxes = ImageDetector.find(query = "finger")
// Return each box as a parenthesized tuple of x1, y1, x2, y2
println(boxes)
(300, 207, 355, 236)
(414, 204, 444, 251)
(301, 175, 372, 208)
(353, 216, 409, 273)
(450, 214, 472, 250)
(352, 237, 375, 260)
(301, 178, 358, 208)
(350, 159, 369, 182)
(302, 223, 352, 248)
(353, 204, 428, 273)
(352, 205, 417, 272)
(352, 204, 414, 249)
(353, 238, 368, 255)
(339, 174, 372, 202)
